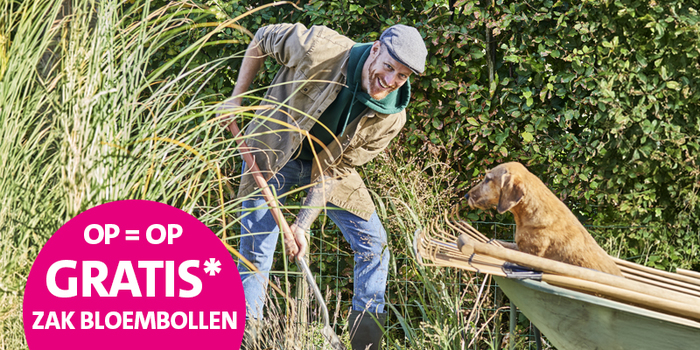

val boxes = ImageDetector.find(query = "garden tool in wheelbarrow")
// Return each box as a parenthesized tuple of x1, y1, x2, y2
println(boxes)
(226, 117, 347, 350)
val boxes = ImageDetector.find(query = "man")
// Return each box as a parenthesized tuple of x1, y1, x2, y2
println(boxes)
(219, 22, 427, 350)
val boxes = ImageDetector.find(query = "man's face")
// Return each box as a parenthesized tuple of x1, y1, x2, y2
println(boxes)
(361, 41, 413, 100)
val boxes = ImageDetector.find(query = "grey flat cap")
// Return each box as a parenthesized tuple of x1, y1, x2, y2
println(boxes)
(380, 24, 428, 74)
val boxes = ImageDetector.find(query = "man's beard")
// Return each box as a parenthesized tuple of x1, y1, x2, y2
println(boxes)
(364, 60, 395, 100)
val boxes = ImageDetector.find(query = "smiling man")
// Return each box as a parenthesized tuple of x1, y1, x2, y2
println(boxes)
(219, 23, 427, 350)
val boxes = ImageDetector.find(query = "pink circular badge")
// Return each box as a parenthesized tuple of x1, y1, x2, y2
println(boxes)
(23, 200, 245, 350)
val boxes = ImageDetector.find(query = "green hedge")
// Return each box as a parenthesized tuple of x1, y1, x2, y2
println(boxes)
(150, 0, 700, 268)
(135, 1, 700, 345)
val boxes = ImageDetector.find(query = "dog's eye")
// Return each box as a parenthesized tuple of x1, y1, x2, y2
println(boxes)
(484, 177, 490, 184)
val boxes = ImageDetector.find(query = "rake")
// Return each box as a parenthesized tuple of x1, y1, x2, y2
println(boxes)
(225, 114, 346, 350)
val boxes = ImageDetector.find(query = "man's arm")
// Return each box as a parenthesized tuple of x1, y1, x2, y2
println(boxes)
(289, 112, 406, 244)
(286, 174, 339, 260)
(218, 38, 265, 133)
(291, 174, 338, 231)
(217, 36, 307, 260)
(337, 111, 407, 170)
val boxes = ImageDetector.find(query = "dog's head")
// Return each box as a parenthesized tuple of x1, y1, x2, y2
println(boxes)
(465, 162, 526, 214)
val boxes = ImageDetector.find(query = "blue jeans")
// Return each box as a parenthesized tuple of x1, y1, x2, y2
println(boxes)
(238, 159, 389, 320)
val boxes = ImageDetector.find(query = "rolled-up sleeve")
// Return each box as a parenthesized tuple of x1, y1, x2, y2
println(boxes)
(254, 23, 346, 71)
(254, 23, 305, 68)
(318, 111, 406, 220)
(326, 111, 406, 220)
(337, 111, 406, 170)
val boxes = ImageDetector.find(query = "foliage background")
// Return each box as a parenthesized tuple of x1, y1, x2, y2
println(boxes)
(2, 0, 700, 348)
(158, 0, 700, 346)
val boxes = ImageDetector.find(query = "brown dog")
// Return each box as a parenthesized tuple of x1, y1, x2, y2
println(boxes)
(465, 162, 623, 276)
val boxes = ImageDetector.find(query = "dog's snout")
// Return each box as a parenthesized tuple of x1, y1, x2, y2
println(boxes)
(464, 193, 470, 201)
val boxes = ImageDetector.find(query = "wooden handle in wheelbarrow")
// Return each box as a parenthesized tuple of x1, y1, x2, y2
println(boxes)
(457, 233, 700, 322)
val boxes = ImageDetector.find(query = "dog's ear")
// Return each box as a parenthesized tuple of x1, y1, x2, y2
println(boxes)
(497, 172, 524, 214)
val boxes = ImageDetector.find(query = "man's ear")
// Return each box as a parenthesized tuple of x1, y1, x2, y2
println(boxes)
(497, 172, 524, 214)
(371, 41, 382, 55)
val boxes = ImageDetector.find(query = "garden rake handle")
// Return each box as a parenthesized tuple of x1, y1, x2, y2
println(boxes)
(296, 256, 331, 326)
(298, 257, 345, 350)
(227, 121, 293, 243)
(226, 116, 344, 349)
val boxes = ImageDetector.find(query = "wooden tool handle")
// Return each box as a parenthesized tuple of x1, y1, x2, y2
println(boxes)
(228, 121, 293, 240)
(456, 234, 700, 310)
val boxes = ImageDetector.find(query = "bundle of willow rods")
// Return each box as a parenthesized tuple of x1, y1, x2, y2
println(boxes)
(414, 211, 700, 323)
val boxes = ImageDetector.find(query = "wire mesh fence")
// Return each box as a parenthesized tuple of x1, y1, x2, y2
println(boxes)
(238, 213, 575, 348)
(236, 201, 672, 350)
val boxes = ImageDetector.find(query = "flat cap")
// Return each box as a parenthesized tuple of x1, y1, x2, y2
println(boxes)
(380, 24, 428, 75)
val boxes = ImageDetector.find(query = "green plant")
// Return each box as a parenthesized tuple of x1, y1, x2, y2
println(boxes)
(365, 148, 506, 349)
(145, 0, 700, 272)
(0, 0, 289, 347)
(5, 0, 700, 348)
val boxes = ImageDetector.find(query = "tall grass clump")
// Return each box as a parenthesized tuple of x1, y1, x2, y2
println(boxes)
(366, 148, 509, 349)
(0, 0, 309, 347)
(0, 1, 518, 349)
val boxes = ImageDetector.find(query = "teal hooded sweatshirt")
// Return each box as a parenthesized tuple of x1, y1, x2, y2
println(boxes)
(295, 43, 410, 160)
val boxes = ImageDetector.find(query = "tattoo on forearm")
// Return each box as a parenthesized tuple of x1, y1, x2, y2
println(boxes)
(295, 176, 338, 231)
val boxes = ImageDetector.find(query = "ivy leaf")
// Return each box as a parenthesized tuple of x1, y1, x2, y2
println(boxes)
(666, 81, 680, 90)
(443, 81, 459, 90)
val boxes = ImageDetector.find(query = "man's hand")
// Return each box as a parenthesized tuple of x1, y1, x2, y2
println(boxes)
(286, 223, 308, 261)
(216, 99, 241, 134)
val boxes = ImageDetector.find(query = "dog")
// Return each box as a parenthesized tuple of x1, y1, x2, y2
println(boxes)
(465, 162, 623, 276)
